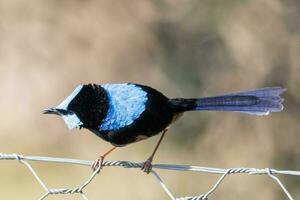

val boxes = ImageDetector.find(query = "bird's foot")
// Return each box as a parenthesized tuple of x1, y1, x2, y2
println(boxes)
(141, 158, 153, 174)
(91, 147, 117, 173)
(91, 156, 104, 173)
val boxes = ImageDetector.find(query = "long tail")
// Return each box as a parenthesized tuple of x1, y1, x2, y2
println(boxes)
(169, 87, 286, 116)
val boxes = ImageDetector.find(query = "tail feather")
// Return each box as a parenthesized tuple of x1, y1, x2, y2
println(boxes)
(170, 87, 286, 116)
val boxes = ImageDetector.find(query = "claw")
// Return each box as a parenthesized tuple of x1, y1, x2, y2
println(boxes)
(141, 158, 153, 174)
(91, 147, 117, 173)
(91, 156, 104, 172)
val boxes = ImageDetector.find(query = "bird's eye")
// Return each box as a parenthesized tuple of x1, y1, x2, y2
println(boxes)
(54, 109, 68, 115)
(68, 110, 75, 115)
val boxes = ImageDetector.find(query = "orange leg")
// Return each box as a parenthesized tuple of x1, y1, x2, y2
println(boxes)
(142, 129, 168, 174)
(91, 146, 117, 172)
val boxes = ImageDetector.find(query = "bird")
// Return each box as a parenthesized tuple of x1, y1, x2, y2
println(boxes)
(43, 83, 286, 173)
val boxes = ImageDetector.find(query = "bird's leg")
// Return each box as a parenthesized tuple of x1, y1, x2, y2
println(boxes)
(91, 146, 117, 172)
(142, 128, 168, 174)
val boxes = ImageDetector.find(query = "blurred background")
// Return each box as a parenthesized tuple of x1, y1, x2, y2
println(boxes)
(0, 0, 299, 199)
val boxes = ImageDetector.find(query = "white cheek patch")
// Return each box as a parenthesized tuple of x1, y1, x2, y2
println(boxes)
(55, 85, 84, 130)
(61, 114, 83, 129)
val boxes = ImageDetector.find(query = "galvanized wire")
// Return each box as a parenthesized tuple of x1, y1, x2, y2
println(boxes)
(0, 153, 299, 200)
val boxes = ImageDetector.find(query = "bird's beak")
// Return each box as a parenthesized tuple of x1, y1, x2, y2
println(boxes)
(43, 107, 60, 115)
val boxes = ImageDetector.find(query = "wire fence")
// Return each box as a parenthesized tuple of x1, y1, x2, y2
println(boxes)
(0, 152, 299, 200)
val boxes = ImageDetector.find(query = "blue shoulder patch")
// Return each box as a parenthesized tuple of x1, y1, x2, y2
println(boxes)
(99, 83, 148, 131)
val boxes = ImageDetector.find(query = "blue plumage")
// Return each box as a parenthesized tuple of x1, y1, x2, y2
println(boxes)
(56, 85, 83, 110)
(99, 83, 148, 131)
(194, 87, 286, 115)
(56, 85, 84, 129)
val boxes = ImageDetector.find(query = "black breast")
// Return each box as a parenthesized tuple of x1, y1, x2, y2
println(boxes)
(68, 84, 109, 130)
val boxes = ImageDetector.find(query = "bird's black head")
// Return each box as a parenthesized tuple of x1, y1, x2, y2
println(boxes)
(44, 84, 109, 130)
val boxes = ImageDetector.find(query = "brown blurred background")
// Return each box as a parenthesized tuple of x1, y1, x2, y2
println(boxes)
(0, 0, 299, 199)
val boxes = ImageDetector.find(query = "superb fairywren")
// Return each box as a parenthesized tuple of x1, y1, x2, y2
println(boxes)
(44, 83, 286, 173)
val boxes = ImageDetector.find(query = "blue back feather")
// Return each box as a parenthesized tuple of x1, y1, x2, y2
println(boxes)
(99, 83, 148, 131)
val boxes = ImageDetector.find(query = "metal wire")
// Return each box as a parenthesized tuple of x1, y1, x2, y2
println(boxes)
(0, 153, 299, 200)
